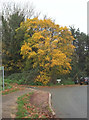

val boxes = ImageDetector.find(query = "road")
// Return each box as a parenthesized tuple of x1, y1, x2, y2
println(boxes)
(35, 85, 87, 118)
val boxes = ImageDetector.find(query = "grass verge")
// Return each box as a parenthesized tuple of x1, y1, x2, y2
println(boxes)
(2, 83, 25, 95)
(16, 92, 47, 118)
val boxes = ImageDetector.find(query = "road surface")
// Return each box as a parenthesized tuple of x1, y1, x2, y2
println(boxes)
(35, 85, 87, 118)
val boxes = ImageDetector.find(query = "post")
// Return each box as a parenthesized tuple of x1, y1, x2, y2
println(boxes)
(2, 66, 4, 91)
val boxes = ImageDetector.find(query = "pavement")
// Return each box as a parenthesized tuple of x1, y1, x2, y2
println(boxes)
(35, 85, 87, 119)
(2, 88, 35, 118)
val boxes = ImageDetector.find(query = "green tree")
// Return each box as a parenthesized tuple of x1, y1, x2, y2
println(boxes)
(2, 12, 24, 75)
(85, 35, 89, 76)
(2, 2, 35, 75)
(70, 26, 87, 78)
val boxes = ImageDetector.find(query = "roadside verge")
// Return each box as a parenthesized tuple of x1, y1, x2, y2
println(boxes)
(29, 88, 56, 118)
(2, 87, 56, 118)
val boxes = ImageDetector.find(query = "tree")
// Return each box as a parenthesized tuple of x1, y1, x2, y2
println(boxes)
(2, 11, 25, 75)
(2, 2, 35, 20)
(85, 35, 89, 76)
(69, 26, 87, 78)
(2, 2, 35, 75)
(16, 18, 75, 85)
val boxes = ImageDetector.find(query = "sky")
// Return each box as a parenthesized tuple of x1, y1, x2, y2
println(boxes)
(0, 0, 88, 34)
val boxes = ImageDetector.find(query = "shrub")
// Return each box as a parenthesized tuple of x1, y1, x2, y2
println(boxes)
(6, 68, 39, 85)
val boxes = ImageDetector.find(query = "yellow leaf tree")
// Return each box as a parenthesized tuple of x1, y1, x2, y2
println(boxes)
(16, 17, 75, 85)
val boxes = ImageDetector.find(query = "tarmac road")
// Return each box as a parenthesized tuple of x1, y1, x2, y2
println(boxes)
(35, 85, 87, 118)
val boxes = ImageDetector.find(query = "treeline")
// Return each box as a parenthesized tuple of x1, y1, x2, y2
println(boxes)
(2, 2, 89, 84)
(2, 2, 36, 75)
(69, 27, 89, 78)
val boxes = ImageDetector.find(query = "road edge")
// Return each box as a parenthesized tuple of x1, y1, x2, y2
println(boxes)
(28, 87, 56, 117)
(48, 92, 56, 116)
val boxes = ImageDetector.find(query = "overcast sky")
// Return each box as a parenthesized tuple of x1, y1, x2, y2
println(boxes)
(0, 0, 88, 34)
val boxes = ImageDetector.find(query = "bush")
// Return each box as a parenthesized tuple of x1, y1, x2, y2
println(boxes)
(5, 69, 75, 85)
(6, 68, 39, 85)
(61, 77, 74, 85)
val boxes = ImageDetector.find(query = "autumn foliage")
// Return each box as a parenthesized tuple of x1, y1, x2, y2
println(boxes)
(16, 17, 75, 85)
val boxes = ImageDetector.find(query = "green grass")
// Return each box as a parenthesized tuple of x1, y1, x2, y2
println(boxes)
(16, 92, 33, 118)
(47, 82, 61, 86)
(2, 83, 13, 95)
(1, 79, 13, 91)
(47, 80, 74, 86)
(2, 81, 25, 95)
(61, 78, 74, 85)
(4, 83, 12, 90)
(16, 92, 48, 118)
(2, 88, 19, 95)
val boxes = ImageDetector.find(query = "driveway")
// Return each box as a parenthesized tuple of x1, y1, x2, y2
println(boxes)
(35, 85, 87, 118)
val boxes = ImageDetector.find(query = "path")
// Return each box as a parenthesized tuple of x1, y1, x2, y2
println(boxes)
(2, 88, 34, 118)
